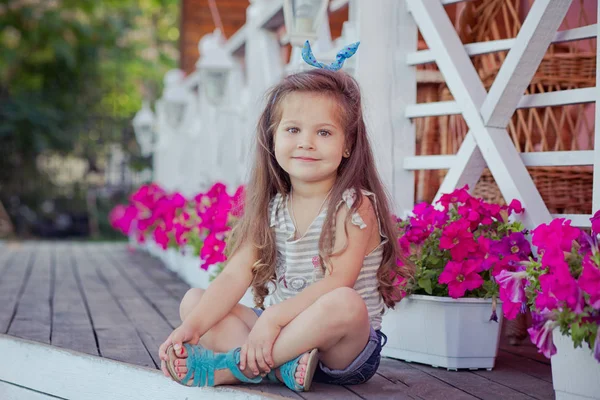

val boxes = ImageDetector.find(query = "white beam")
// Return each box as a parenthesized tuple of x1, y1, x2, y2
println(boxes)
(404, 151, 595, 170)
(406, 87, 596, 118)
(407, 25, 597, 66)
(405, 101, 461, 118)
(552, 214, 592, 228)
(481, 0, 573, 128)
(330, 0, 349, 12)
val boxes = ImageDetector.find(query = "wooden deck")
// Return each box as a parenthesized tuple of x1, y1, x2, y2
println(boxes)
(0, 241, 555, 399)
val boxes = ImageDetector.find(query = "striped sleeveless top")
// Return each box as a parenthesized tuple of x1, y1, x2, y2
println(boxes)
(267, 188, 387, 330)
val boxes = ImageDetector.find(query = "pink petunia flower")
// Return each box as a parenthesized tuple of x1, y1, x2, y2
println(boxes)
(496, 268, 528, 304)
(578, 256, 600, 309)
(437, 185, 472, 210)
(527, 311, 558, 359)
(439, 220, 478, 261)
(591, 210, 600, 236)
(153, 225, 169, 250)
(532, 218, 580, 253)
(439, 259, 484, 298)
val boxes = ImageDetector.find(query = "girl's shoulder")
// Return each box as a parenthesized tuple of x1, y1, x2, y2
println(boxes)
(336, 188, 377, 230)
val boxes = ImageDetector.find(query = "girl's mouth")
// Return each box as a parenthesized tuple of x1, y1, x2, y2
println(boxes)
(293, 157, 319, 162)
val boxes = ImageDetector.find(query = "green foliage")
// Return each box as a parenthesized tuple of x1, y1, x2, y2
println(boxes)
(0, 0, 179, 237)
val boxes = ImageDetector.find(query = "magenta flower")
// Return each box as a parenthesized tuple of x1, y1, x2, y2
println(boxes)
(495, 232, 531, 259)
(200, 232, 227, 269)
(496, 268, 528, 303)
(578, 256, 600, 309)
(439, 259, 484, 298)
(532, 218, 580, 253)
(491, 254, 522, 277)
(527, 311, 558, 359)
(591, 210, 600, 236)
(500, 297, 523, 320)
(437, 185, 472, 209)
(508, 199, 524, 215)
(440, 219, 478, 260)
(109, 204, 138, 235)
(475, 236, 499, 272)
(153, 225, 169, 250)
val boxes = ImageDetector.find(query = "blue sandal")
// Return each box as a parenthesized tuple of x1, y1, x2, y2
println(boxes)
(266, 348, 319, 392)
(166, 343, 262, 387)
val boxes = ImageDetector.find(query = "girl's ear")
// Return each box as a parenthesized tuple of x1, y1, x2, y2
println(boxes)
(343, 149, 351, 158)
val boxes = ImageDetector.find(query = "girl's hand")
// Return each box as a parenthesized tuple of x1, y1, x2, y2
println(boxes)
(239, 315, 281, 376)
(158, 322, 201, 377)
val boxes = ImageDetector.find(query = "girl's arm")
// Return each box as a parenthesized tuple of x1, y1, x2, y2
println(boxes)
(181, 241, 257, 335)
(262, 196, 378, 329)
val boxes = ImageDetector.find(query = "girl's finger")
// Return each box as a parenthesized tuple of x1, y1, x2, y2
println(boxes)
(256, 347, 270, 373)
(239, 343, 247, 370)
(246, 347, 259, 376)
(263, 346, 274, 368)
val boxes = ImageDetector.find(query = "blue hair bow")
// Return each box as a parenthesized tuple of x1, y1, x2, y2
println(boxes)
(301, 40, 360, 71)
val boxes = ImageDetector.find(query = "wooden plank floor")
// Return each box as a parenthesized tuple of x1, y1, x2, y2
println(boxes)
(0, 241, 555, 399)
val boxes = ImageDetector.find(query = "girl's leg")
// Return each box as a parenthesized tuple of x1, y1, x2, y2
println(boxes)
(175, 287, 371, 386)
(178, 288, 257, 352)
(272, 286, 371, 371)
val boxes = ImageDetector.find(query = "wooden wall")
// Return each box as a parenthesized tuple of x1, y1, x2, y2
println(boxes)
(180, 0, 349, 75)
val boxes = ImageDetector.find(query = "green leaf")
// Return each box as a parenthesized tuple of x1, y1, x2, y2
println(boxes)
(418, 278, 433, 295)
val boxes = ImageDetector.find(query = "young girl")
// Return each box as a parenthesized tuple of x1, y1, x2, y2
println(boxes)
(158, 41, 411, 392)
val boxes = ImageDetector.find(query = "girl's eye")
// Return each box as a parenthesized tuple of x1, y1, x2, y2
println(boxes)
(317, 130, 331, 137)
(286, 127, 299, 134)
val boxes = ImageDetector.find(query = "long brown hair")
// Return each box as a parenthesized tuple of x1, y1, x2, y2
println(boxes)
(227, 69, 413, 308)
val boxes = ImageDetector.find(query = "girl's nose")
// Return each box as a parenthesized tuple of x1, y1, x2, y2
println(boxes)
(297, 141, 315, 150)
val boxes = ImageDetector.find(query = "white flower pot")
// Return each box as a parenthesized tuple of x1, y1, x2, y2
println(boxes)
(551, 331, 600, 399)
(164, 248, 180, 273)
(380, 294, 503, 370)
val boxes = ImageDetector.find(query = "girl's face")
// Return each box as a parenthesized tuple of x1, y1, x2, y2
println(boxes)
(274, 92, 346, 186)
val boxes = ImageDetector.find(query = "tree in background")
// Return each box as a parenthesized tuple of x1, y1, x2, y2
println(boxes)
(0, 0, 180, 238)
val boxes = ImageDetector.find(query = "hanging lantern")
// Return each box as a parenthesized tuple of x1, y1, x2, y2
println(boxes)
(283, 0, 329, 47)
(197, 29, 235, 106)
(132, 101, 156, 156)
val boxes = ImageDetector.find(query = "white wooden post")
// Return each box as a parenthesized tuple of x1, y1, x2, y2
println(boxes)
(407, 0, 572, 228)
(356, 0, 416, 216)
(241, 0, 284, 182)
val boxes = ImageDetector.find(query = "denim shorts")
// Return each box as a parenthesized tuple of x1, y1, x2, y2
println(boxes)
(252, 308, 386, 386)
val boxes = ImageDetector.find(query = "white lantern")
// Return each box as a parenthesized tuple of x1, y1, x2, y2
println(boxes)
(197, 29, 234, 106)
(163, 69, 189, 128)
(283, 0, 329, 47)
(132, 101, 156, 157)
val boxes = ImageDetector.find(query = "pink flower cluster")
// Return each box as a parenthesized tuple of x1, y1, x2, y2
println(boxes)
(496, 214, 600, 362)
(109, 182, 245, 270)
(397, 185, 528, 313)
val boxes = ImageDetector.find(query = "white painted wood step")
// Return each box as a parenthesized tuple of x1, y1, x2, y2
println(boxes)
(0, 334, 273, 400)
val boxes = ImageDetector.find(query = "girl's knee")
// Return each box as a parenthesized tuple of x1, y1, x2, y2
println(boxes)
(179, 288, 205, 320)
(318, 287, 368, 324)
